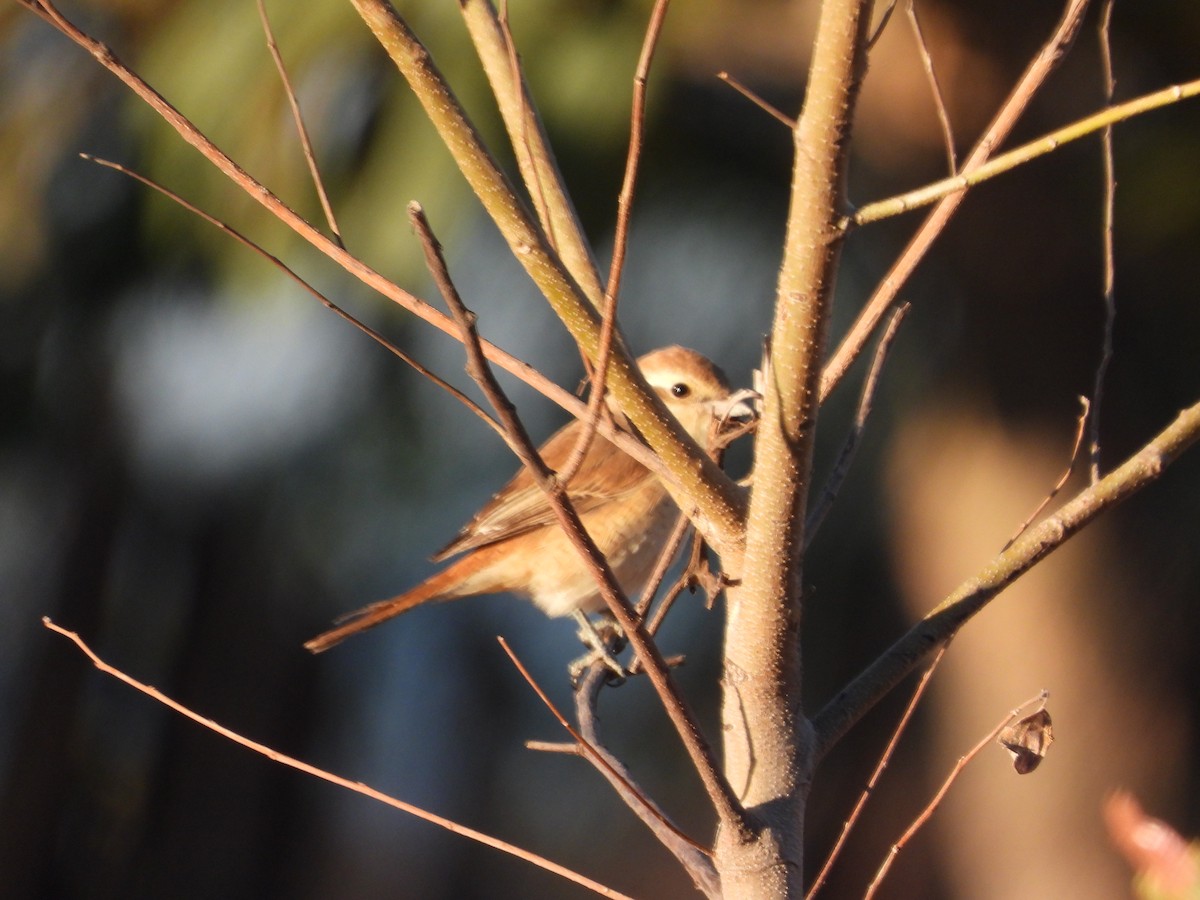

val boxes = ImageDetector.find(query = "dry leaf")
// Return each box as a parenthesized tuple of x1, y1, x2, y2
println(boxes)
(998, 708, 1053, 774)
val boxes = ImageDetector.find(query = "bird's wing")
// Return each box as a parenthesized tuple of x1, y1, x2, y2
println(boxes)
(431, 419, 654, 560)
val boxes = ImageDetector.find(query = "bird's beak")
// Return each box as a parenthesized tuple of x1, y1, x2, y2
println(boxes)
(715, 388, 760, 425)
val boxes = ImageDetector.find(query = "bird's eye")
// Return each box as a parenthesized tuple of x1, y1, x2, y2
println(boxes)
(670, 382, 691, 398)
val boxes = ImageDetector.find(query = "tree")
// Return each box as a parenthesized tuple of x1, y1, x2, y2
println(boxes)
(6, 0, 1200, 897)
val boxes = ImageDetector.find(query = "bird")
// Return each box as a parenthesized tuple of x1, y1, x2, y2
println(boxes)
(304, 346, 750, 654)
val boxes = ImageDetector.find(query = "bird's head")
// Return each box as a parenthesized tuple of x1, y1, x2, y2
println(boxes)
(635, 346, 757, 447)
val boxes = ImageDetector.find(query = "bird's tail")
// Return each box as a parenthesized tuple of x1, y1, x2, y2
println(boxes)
(304, 565, 468, 653)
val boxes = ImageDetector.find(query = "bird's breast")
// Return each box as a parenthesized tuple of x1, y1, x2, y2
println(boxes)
(524, 480, 679, 618)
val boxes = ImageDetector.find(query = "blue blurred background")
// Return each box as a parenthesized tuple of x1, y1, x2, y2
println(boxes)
(2, 1, 1199, 897)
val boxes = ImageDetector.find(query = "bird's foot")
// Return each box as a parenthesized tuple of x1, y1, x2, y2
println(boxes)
(570, 613, 627, 686)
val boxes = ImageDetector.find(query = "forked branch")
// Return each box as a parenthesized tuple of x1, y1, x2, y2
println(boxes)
(502, 642, 720, 898)
(850, 76, 1200, 227)
(813, 398, 1200, 760)
(458, 0, 604, 304)
(821, 0, 1091, 401)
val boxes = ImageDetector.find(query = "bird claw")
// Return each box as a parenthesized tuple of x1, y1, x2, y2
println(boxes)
(568, 648, 627, 687)
(570, 612, 627, 686)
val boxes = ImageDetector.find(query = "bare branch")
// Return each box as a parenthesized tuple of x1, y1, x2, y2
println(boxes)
(1091, 0, 1118, 482)
(807, 643, 950, 899)
(79, 154, 505, 440)
(346, 0, 602, 352)
(637, 513, 693, 622)
(255, 0, 344, 247)
(605, 0, 671, 310)
(863, 692, 1052, 898)
(572, 661, 722, 899)
(1002, 396, 1091, 551)
(813, 397, 1200, 760)
(821, 0, 1091, 402)
(866, 0, 899, 50)
(495, 2, 555, 253)
(716, 71, 795, 128)
(497, 638, 719, 897)
(556, 264, 622, 486)
(459, 0, 605, 304)
(805, 303, 909, 548)
(849, 75, 1200, 227)
(719, 1, 875, 892)
(905, 0, 957, 173)
(41, 619, 636, 900)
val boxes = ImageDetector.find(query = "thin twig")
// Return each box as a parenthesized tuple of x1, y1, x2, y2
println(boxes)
(41, 618, 635, 900)
(821, 0, 1091, 402)
(1091, 0, 1118, 482)
(556, 299, 620, 486)
(863, 691, 1051, 899)
(255, 0, 344, 247)
(636, 514, 692, 621)
(606, 0, 670, 309)
(80, 154, 504, 439)
(867, 0, 899, 50)
(624, 515, 694, 677)
(905, 0, 956, 173)
(716, 71, 795, 129)
(495, 2, 554, 253)
(806, 303, 909, 548)
(406, 203, 751, 841)
(408, 204, 563, 476)
(814, 395, 1200, 761)
(641, 415, 750, 636)
(544, 0, 670, 503)
(806, 642, 950, 899)
(553, 0, 674, 486)
(642, 568, 694, 637)
(1002, 396, 1091, 551)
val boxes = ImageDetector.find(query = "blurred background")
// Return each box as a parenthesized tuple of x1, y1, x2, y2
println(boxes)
(2, 0, 1199, 897)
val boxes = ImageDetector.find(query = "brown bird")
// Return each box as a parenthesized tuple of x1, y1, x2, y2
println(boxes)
(305, 346, 749, 653)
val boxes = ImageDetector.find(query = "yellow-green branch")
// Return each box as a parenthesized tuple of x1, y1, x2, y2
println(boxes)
(852, 77, 1200, 227)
